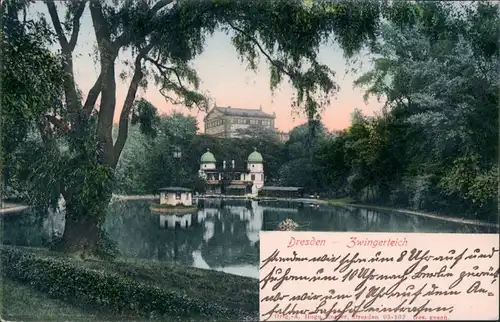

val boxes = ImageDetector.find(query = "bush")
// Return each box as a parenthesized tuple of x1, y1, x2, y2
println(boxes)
(0, 246, 240, 319)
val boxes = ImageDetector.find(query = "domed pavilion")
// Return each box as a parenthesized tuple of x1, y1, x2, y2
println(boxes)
(198, 148, 264, 195)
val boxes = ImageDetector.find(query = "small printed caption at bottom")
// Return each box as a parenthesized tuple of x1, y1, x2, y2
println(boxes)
(259, 232, 499, 321)
(271, 313, 449, 320)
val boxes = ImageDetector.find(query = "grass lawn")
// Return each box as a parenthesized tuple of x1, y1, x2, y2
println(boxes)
(1, 277, 237, 321)
(15, 247, 259, 319)
(1, 277, 106, 321)
(77, 257, 259, 315)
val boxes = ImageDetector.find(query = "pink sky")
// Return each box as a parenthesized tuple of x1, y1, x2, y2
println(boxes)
(37, 4, 382, 133)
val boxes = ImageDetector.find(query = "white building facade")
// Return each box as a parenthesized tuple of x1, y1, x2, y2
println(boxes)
(159, 187, 193, 206)
(198, 148, 265, 194)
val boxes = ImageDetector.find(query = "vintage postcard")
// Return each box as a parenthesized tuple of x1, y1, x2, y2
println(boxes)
(1, 1, 497, 321)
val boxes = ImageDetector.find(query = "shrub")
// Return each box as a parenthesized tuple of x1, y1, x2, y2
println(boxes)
(0, 246, 240, 319)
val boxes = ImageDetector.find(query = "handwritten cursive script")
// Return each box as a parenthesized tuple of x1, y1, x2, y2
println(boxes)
(259, 232, 499, 321)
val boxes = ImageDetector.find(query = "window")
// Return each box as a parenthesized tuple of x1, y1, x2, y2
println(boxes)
(175, 192, 181, 200)
(251, 174, 255, 181)
(250, 119, 256, 125)
(261, 174, 264, 181)
(245, 119, 250, 124)
(258, 120, 262, 125)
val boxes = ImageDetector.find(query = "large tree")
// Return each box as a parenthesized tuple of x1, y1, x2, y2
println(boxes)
(1, 0, 65, 194)
(6, 0, 388, 254)
(352, 1, 499, 217)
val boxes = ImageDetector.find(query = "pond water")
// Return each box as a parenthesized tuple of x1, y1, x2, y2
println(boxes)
(1, 199, 497, 280)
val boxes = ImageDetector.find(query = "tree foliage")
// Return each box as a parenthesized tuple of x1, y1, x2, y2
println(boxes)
(2, 0, 384, 252)
(1, 1, 65, 190)
(316, 1, 499, 220)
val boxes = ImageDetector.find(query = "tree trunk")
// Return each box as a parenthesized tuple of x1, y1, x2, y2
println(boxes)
(59, 214, 101, 255)
(57, 187, 112, 256)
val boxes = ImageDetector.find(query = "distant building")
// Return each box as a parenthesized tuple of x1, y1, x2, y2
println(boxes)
(198, 148, 265, 195)
(204, 106, 276, 138)
(158, 187, 193, 206)
(276, 131, 290, 142)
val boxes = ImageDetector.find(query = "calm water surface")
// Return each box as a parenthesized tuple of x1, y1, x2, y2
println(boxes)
(2, 199, 497, 279)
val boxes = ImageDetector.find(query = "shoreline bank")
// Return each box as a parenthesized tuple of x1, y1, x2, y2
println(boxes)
(197, 195, 498, 229)
(5, 194, 498, 229)
(327, 201, 499, 229)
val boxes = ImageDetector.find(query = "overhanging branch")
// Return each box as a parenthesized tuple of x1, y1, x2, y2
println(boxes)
(89, 0, 117, 56)
(112, 60, 143, 168)
(145, 56, 186, 91)
(45, 0, 69, 52)
(45, 0, 83, 116)
(112, 0, 175, 49)
(112, 45, 155, 167)
(82, 74, 102, 116)
(223, 18, 297, 81)
(69, 1, 87, 51)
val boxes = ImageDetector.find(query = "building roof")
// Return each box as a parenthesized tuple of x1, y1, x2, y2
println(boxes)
(200, 148, 216, 163)
(248, 148, 263, 163)
(215, 106, 275, 118)
(158, 187, 193, 192)
(261, 186, 303, 191)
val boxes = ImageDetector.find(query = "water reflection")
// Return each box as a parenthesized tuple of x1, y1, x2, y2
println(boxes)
(159, 214, 192, 229)
(1, 199, 497, 280)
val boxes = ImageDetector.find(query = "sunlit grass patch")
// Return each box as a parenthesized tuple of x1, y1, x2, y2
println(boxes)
(66, 256, 258, 315)
(327, 197, 356, 204)
(1, 277, 103, 321)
